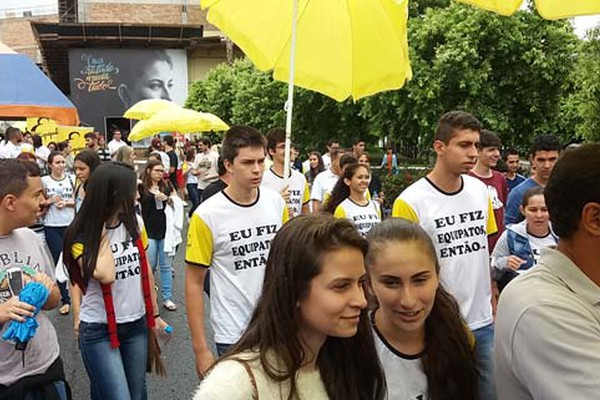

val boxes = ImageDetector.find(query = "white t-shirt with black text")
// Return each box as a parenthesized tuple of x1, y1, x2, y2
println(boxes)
(42, 174, 75, 227)
(261, 168, 310, 217)
(334, 198, 381, 236)
(310, 168, 339, 203)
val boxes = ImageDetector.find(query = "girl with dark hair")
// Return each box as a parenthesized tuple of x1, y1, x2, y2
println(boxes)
(194, 215, 386, 400)
(183, 147, 199, 211)
(73, 150, 101, 212)
(139, 160, 176, 311)
(358, 152, 384, 201)
(366, 218, 478, 400)
(491, 187, 557, 292)
(42, 151, 75, 315)
(63, 162, 168, 400)
(323, 163, 381, 236)
(32, 134, 51, 173)
(304, 151, 325, 190)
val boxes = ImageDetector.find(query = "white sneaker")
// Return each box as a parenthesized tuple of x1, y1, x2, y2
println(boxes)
(163, 300, 177, 311)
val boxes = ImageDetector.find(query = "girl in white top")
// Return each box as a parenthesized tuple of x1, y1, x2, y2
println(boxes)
(194, 215, 386, 400)
(366, 219, 478, 400)
(41, 151, 76, 314)
(323, 163, 381, 236)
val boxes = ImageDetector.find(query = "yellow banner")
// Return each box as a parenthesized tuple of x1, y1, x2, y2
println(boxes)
(26, 117, 60, 144)
(56, 126, 94, 154)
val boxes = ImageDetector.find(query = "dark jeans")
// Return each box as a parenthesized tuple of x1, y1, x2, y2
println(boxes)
(79, 317, 148, 400)
(186, 184, 199, 210)
(215, 343, 232, 357)
(44, 226, 70, 305)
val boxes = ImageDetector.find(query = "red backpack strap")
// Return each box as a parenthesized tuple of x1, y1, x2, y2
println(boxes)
(100, 283, 119, 348)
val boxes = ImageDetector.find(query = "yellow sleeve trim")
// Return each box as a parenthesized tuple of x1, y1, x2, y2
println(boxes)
(282, 206, 290, 224)
(72, 242, 84, 259)
(140, 225, 149, 249)
(302, 183, 310, 204)
(333, 205, 346, 219)
(185, 213, 214, 267)
(392, 198, 419, 222)
(486, 198, 498, 235)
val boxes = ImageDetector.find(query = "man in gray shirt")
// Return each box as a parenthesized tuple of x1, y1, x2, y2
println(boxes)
(494, 144, 600, 400)
(0, 159, 67, 398)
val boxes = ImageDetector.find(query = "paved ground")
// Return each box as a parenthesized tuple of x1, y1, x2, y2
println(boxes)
(47, 227, 214, 400)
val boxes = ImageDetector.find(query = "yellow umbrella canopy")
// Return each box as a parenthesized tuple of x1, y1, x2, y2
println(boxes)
(201, 0, 412, 102)
(457, 0, 600, 19)
(128, 108, 229, 141)
(123, 99, 181, 120)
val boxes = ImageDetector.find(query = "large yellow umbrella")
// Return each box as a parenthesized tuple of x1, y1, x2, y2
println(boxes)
(127, 108, 229, 141)
(201, 0, 411, 178)
(123, 99, 181, 120)
(457, 0, 600, 19)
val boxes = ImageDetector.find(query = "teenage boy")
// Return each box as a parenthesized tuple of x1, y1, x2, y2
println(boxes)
(495, 144, 600, 399)
(469, 130, 508, 250)
(185, 126, 288, 377)
(321, 138, 340, 170)
(262, 128, 310, 217)
(163, 135, 179, 190)
(310, 150, 342, 214)
(352, 138, 366, 158)
(0, 159, 68, 398)
(504, 135, 561, 225)
(393, 111, 498, 400)
(502, 148, 526, 192)
(193, 138, 219, 203)
(0, 127, 23, 159)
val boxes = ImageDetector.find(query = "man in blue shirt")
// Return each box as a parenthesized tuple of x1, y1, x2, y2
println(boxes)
(504, 135, 560, 226)
(503, 148, 526, 192)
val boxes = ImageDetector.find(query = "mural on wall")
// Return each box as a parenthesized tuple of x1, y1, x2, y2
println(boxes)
(69, 48, 188, 144)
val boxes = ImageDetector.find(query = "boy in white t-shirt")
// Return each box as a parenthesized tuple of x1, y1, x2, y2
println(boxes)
(185, 126, 288, 378)
(393, 111, 498, 400)
(193, 138, 219, 202)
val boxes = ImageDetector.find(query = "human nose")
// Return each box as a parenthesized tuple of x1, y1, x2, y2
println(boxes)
(350, 284, 368, 310)
(400, 285, 417, 309)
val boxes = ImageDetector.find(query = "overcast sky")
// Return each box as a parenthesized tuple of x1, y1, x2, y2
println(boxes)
(0, 0, 599, 38)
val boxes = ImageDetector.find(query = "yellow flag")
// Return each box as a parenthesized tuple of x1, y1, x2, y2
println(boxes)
(27, 117, 60, 144)
(56, 126, 94, 154)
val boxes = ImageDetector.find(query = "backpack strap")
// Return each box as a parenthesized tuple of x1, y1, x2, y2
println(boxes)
(238, 360, 259, 400)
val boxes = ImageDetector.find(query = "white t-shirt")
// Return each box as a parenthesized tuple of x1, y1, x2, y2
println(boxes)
(35, 145, 51, 170)
(322, 153, 332, 170)
(74, 217, 148, 324)
(334, 198, 381, 236)
(42, 174, 75, 227)
(392, 175, 497, 330)
(372, 322, 428, 400)
(186, 188, 288, 344)
(194, 150, 219, 190)
(261, 167, 310, 217)
(528, 232, 557, 266)
(310, 168, 339, 203)
(0, 141, 20, 159)
(183, 161, 198, 185)
(108, 139, 127, 156)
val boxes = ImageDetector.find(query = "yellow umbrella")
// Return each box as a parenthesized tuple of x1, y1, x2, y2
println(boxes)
(457, 0, 600, 19)
(202, 0, 411, 178)
(123, 99, 181, 120)
(128, 108, 229, 141)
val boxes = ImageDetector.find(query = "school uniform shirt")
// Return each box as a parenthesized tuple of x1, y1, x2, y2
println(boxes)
(528, 232, 558, 266)
(0, 228, 60, 386)
(310, 168, 339, 203)
(334, 198, 381, 236)
(72, 217, 149, 324)
(0, 141, 20, 159)
(186, 188, 288, 344)
(261, 167, 310, 217)
(41, 174, 75, 227)
(392, 175, 497, 330)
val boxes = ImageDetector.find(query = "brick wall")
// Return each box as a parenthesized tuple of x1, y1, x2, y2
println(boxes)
(0, 15, 58, 62)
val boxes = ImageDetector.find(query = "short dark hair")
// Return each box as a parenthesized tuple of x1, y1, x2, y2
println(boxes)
(32, 135, 43, 148)
(327, 138, 339, 147)
(221, 125, 266, 163)
(0, 159, 41, 200)
(353, 137, 365, 145)
(339, 153, 358, 171)
(522, 186, 545, 208)
(502, 147, 520, 161)
(84, 132, 97, 141)
(265, 127, 286, 152)
(217, 155, 226, 176)
(5, 127, 22, 141)
(199, 137, 212, 148)
(529, 134, 561, 158)
(478, 129, 501, 149)
(164, 135, 175, 147)
(435, 111, 482, 144)
(545, 144, 600, 238)
(57, 141, 70, 152)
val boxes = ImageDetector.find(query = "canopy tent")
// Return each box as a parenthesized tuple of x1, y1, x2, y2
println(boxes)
(0, 51, 79, 126)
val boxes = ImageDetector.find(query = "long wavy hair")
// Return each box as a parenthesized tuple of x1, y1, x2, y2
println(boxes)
(366, 219, 478, 400)
(63, 162, 139, 289)
(306, 151, 324, 182)
(218, 215, 386, 400)
(322, 163, 369, 214)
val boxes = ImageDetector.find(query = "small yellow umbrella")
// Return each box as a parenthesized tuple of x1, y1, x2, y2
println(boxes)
(457, 0, 600, 19)
(127, 108, 229, 141)
(123, 99, 181, 120)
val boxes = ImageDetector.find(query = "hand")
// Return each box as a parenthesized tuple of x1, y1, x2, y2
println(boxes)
(31, 272, 54, 291)
(0, 297, 35, 324)
(154, 316, 169, 333)
(73, 319, 80, 339)
(56, 200, 66, 209)
(50, 195, 62, 204)
(195, 348, 216, 378)
(154, 192, 168, 202)
(507, 255, 526, 270)
(280, 185, 291, 204)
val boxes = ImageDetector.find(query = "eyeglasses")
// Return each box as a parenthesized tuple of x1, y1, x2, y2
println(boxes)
(153, 169, 165, 173)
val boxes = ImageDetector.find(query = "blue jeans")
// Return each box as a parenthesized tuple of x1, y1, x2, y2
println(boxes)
(216, 342, 232, 357)
(473, 323, 497, 400)
(44, 226, 70, 305)
(147, 238, 172, 302)
(79, 317, 148, 400)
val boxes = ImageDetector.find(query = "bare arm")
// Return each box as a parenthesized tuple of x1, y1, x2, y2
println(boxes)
(91, 231, 116, 285)
(312, 199, 321, 214)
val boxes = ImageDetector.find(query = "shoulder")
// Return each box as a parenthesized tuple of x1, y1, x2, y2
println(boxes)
(193, 359, 255, 400)
(10, 227, 41, 243)
(398, 177, 428, 200)
(260, 187, 285, 206)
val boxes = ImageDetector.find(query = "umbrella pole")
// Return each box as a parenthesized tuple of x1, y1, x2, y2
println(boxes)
(283, 0, 298, 185)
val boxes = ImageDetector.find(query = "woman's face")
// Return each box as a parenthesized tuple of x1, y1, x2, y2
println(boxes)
(299, 247, 368, 346)
(74, 160, 91, 182)
(309, 155, 319, 169)
(358, 154, 370, 166)
(149, 164, 165, 183)
(125, 60, 174, 106)
(521, 194, 549, 231)
(344, 166, 370, 195)
(368, 240, 438, 338)
(50, 155, 66, 175)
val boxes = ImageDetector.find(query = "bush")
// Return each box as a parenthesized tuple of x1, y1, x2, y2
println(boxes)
(380, 167, 429, 207)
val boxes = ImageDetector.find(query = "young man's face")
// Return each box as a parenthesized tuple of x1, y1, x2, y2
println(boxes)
(478, 146, 500, 169)
(197, 142, 207, 153)
(436, 129, 479, 175)
(268, 142, 286, 165)
(327, 142, 339, 156)
(531, 150, 559, 182)
(11, 176, 44, 228)
(85, 137, 97, 149)
(354, 141, 365, 155)
(113, 131, 122, 141)
(225, 146, 266, 191)
(505, 154, 520, 174)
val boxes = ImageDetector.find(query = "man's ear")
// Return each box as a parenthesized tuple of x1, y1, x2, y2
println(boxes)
(2, 194, 17, 212)
(433, 140, 445, 156)
(581, 203, 600, 237)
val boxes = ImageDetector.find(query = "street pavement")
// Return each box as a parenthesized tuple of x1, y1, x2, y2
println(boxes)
(47, 226, 214, 400)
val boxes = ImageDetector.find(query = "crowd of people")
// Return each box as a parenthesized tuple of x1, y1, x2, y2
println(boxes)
(0, 112, 599, 400)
